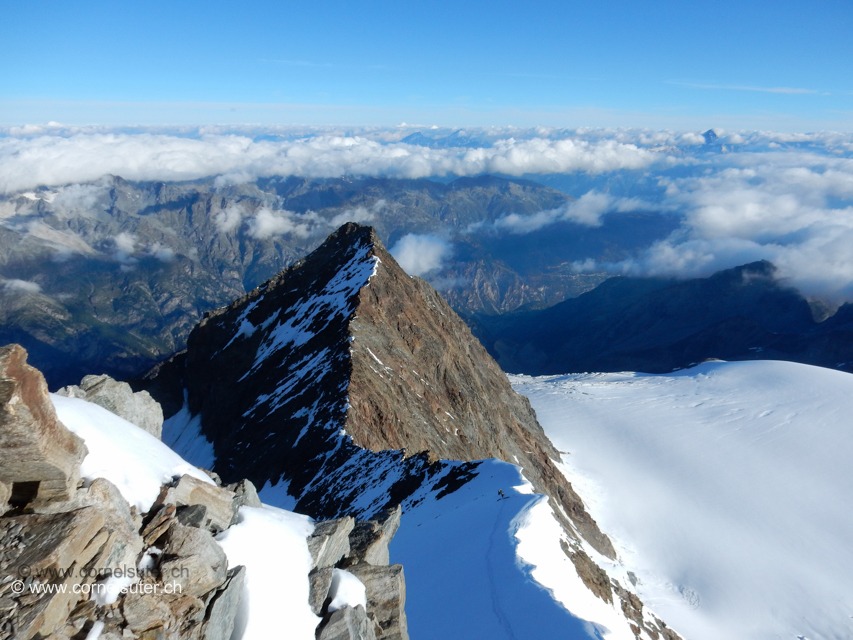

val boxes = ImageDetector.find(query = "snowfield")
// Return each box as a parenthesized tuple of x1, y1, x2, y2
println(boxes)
(52, 395, 215, 512)
(512, 360, 853, 640)
(391, 458, 647, 640)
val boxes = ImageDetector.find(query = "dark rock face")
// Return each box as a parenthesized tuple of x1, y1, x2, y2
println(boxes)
(144, 223, 614, 558)
(474, 260, 853, 376)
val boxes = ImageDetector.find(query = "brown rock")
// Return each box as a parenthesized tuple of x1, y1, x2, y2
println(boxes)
(345, 564, 408, 640)
(0, 344, 87, 505)
(1, 507, 108, 639)
(155, 475, 236, 533)
(122, 592, 172, 634)
(141, 504, 176, 546)
(561, 540, 612, 604)
(161, 523, 227, 597)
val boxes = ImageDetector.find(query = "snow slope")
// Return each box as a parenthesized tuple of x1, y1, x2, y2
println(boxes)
(512, 360, 853, 640)
(52, 394, 214, 512)
(50, 394, 319, 640)
(391, 459, 645, 640)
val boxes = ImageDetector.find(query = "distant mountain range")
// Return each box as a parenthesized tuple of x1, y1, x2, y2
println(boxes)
(1, 174, 849, 387)
(0, 174, 679, 387)
(471, 260, 853, 375)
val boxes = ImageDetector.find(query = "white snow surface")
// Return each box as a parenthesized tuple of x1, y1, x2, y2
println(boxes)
(390, 459, 642, 640)
(327, 569, 367, 612)
(512, 360, 853, 640)
(51, 394, 214, 512)
(217, 506, 319, 640)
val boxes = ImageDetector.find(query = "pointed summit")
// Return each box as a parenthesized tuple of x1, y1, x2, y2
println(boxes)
(146, 223, 613, 556)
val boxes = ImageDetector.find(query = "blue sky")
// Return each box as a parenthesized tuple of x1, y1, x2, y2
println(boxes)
(2, 0, 851, 129)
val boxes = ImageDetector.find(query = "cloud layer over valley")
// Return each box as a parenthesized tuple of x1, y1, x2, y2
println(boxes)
(2, 125, 853, 302)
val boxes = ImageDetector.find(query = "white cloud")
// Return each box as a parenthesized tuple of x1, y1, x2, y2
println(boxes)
(390, 234, 453, 277)
(3, 125, 853, 301)
(246, 207, 311, 240)
(573, 152, 853, 303)
(148, 242, 175, 262)
(214, 202, 246, 233)
(328, 200, 386, 227)
(0, 132, 671, 194)
(2, 279, 41, 293)
(493, 191, 650, 232)
(113, 232, 138, 265)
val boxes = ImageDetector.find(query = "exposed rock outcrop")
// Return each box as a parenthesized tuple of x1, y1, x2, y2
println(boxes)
(317, 605, 376, 640)
(309, 512, 409, 640)
(0, 347, 247, 640)
(0, 344, 87, 506)
(1, 345, 412, 640)
(57, 374, 164, 439)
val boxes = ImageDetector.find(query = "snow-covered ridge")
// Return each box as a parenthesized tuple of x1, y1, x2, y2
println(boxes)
(512, 360, 853, 640)
(241, 242, 379, 378)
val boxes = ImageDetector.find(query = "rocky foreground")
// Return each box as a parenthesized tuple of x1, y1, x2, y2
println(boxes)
(0, 344, 408, 640)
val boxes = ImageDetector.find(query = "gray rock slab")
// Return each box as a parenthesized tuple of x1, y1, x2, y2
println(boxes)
(308, 567, 334, 616)
(346, 564, 408, 640)
(203, 565, 245, 640)
(317, 605, 377, 640)
(225, 479, 262, 515)
(308, 517, 355, 570)
(161, 523, 228, 598)
(348, 506, 401, 566)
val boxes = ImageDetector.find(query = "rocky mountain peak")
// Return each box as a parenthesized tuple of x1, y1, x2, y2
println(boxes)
(147, 223, 614, 557)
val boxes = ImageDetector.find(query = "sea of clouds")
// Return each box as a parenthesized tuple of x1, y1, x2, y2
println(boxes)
(2, 124, 852, 301)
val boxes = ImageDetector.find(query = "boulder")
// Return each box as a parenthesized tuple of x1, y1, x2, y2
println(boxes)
(346, 564, 408, 640)
(155, 475, 236, 533)
(225, 478, 262, 514)
(308, 517, 355, 570)
(317, 605, 377, 640)
(202, 565, 245, 640)
(0, 344, 87, 505)
(161, 523, 228, 598)
(122, 592, 172, 634)
(141, 504, 176, 546)
(308, 567, 334, 615)
(347, 506, 401, 566)
(35, 478, 143, 578)
(1, 507, 109, 639)
(56, 374, 164, 439)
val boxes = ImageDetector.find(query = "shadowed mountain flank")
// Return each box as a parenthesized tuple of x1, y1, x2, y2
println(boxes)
(141, 223, 614, 558)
